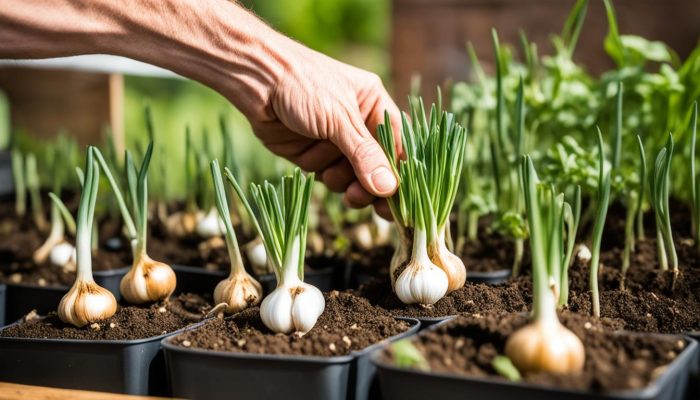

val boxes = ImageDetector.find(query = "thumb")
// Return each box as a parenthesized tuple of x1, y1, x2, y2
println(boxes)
(331, 117, 398, 197)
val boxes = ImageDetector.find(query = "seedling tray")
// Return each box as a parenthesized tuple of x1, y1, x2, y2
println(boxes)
(163, 317, 420, 400)
(467, 269, 512, 285)
(0, 318, 201, 396)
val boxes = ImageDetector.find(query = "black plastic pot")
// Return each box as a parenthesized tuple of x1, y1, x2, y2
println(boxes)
(163, 317, 420, 400)
(687, 332, 700, 400)
(5, 267, 129, 322)
(0, 318, 201, 395)
(172, 264, 226, 295)
(467, 268, 512, 284)
(397, 315, 454, 331)
(373, 333, 698, 400)
(0, 284, 6, 327)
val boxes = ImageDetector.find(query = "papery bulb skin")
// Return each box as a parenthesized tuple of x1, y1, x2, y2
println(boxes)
(429, 241, 467, 293)
(214, 272, 263, 314)
(576, 244, 592, 264)
(58, 280, 117, 327)
(196, 208, 226, 238)
(394, 257, 448, 305)
(390, 228, 411, 286)
(120, 254, 176, 304)
(49, 242, 76, 268)
(505, 318, 585, 375)
(260, 280, 325, 334)
(246, 239, 268, 272)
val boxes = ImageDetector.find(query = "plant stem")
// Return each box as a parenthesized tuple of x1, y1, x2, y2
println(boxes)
(11, 149, 26, 217)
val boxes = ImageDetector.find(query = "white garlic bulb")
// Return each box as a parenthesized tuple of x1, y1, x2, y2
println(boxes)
(394, 257, 449, 305)
(576, 244, 592, 263)
(429, 229, 466, 293)
(49, 242, 77, 268)
(246, 239, 268, 272)
(196, 208, 226, 238)
(260, 278, 325, 334)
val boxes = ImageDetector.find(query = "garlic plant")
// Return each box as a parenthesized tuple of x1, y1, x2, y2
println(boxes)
(34, 193, 76, 270)
(227, 167, 324, 334)
(505, 156, 584, 374)
(589, 129, 612, 317)
(210, 159, 262, 314)
(378, 96, 467, 304)
(58, 150, 117, 327)
(649, 133, 678, 275)
(92, 142, 176, 304)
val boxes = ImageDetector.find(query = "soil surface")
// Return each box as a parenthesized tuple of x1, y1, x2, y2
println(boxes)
(0, 293, 212, 340)
(384, 312, 686, 392)
(171, 290, 412, 356)
(357, 277, 532, 319)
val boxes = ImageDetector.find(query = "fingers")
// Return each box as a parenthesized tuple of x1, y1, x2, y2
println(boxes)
(343, 181, 375, 208)
(364, 85, 403, 160)
(320, 158, 354, 192)
(330, 116, 398, 198)
(372, 198, 394, 221)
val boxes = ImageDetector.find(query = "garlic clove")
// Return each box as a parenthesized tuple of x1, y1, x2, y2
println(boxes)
(120, 254, 176, 304)
(58, 280, 117, 327)
(260, 286, 294, 333)
(290, 283, 325, 334)
(165, 211, 199, 238)
(349, 223, 374, 251)
(214, 272, 263, 314)
(395, 259, 448, 305)
(371, 211, 393, 247)
(429, 243, 467, 293)
(505, 319, 585, 374)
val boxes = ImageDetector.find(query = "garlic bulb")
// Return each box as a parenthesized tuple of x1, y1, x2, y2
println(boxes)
(246, 238, 268, 273)
(58, 280, 117, 327)
(214, 271, 262, 314)
(428, 227, 466, 293)
(49, 242, 76, 268)
(505, 317, 585, 374)
(575, 244, 592, 263)
(259, 235, 325, 334)
(196, 207, 226, 238)
(349, 223, 374, 251)
(394, 230, 448, 305)
(260, 278, 325, 334)
(120, 247, 176, 304)
(165, 210, 199, 238)
(371, 210, 393, 247)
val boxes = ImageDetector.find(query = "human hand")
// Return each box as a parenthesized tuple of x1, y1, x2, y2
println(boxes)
(248, 42, 402, 213)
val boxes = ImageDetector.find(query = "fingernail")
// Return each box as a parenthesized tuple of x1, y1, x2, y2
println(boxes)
(371, 167, 397, 195)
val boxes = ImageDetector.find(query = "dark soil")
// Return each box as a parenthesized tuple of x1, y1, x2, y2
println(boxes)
(566, 237, 700, 334)
(458, 232, 525, 273)
(171, 290, 412, 356)
(356, 277, 531, 319)
(385, 312, 686, 392)
(0, 293, 212, 340)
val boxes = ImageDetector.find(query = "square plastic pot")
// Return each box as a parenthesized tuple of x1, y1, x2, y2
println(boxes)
(172, 263, 338, 297)
(163, 317, 420, 400)
(5, 267, 129, 322)
(373, 333, 698, 400)
(467, 269, 512, 284)
(0, 318, 202, 396)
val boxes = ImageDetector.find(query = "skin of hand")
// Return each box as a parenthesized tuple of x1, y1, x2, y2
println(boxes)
(0, 0, 403, 215)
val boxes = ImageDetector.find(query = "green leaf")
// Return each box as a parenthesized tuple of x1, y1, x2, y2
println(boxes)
(492, 355, 521, 382)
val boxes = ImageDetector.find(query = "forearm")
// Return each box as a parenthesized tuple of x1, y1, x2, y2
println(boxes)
(0, 0, 294, 119)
